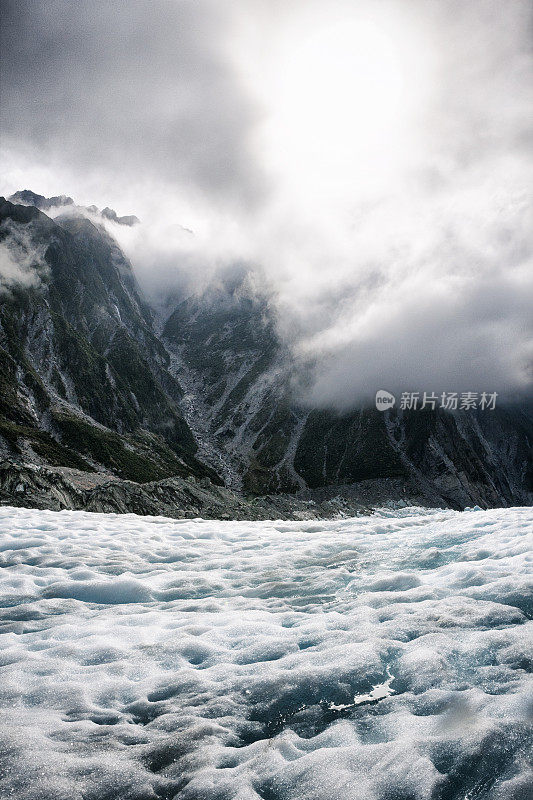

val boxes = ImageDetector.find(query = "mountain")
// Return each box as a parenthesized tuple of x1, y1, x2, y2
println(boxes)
(9, 190, 139, 226)
(8, 190, 76, 211)
(162, 272, 533, 508)
(0, 196, 216, 485)
(1, 192, 532, 515)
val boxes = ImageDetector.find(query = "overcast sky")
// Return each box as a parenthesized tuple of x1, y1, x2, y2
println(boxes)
(1, 0, 532, 406)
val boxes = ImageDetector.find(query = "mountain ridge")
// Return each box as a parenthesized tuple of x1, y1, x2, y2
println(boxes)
(1, 192, 531, 515)
(0, 196, 216, 486)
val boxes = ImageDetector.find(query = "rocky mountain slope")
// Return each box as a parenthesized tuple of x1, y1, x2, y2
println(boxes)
(0, 196, 216, 485)
(162, 271, 533, 508)
(1, 192, 532, 514)
(8, 189, 140, 226)
(0, 461, 429, 520)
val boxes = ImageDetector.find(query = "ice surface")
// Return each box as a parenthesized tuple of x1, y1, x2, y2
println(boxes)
(0, 505, 531, 799)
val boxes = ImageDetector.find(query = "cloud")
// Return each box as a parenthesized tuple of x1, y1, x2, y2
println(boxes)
(1, 0, 532, 406)
(0, 219, 49, 295)
(274, 156, 533, 405)
(0, 0, 265, 208)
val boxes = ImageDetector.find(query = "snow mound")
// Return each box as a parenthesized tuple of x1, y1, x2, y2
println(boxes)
(0, 505, 531, 799)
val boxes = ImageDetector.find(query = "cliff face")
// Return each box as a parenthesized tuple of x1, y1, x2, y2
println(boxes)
(1, 193, 532, 514)
(0, 197, 216, 484)
(162, 273, 533, 509)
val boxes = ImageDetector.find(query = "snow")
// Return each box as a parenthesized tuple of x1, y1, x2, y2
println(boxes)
(0, 505, 531, 799)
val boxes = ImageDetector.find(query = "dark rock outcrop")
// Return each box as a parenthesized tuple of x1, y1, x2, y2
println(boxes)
(162, 271, 533, 506)
(0, 197, 215, 485)
(1, 191, 531, 516)
(0, 461, 443, 520)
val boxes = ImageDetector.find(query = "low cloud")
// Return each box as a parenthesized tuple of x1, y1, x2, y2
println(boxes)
(274, 160, 533, 406)
(0, 220, 49, 296)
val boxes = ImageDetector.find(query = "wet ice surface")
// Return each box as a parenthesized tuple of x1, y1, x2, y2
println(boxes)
(0, 506, 532, 800)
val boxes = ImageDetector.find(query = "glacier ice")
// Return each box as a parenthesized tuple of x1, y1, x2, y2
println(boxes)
(0, 505, 531, 799)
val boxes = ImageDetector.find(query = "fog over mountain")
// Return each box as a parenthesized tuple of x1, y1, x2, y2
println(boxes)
(1, 0, 532, 406)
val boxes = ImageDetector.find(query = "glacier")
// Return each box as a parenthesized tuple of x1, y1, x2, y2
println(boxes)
(0, 505, 531, 799)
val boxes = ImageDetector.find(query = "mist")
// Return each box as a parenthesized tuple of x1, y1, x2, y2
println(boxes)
(0, 219, 49, 296)
(1, 0, 532, 407)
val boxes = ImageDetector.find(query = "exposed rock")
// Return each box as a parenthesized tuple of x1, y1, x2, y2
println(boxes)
(0, 459, 525, 520)
(100, 207, 140, 226)
(1, 191, 532, 516)
(0, 460, 444, 520)
(9, 190, 74, 210)
(162, 271, 533, 506)
(8, 191, 139, 226)
(0, 197, 215, 485)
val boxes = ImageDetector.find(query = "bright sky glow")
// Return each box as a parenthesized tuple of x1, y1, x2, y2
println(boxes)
(253, 8, 433, 209)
